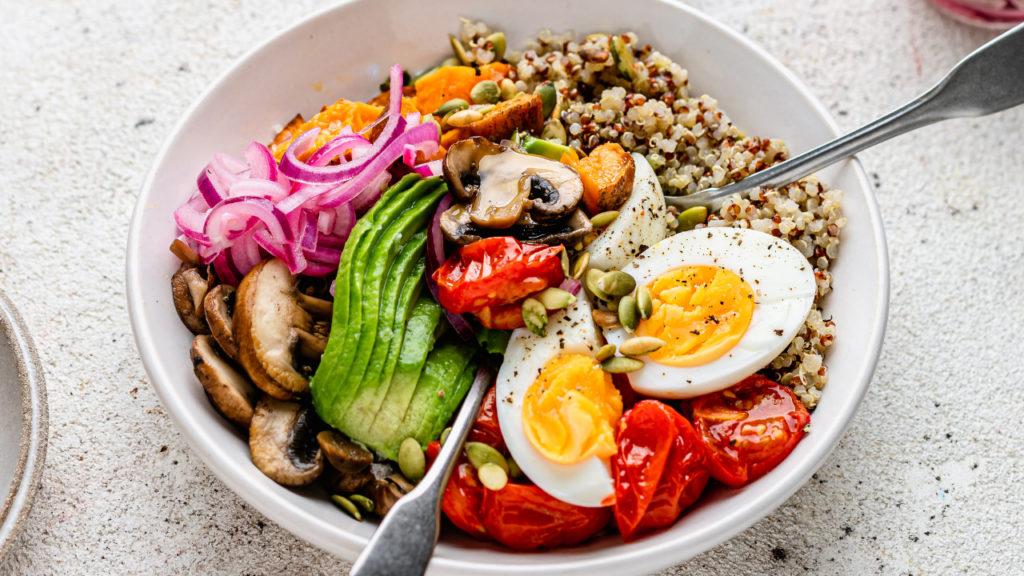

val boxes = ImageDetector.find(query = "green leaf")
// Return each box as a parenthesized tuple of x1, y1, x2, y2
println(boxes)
(476, 328, 511, 356)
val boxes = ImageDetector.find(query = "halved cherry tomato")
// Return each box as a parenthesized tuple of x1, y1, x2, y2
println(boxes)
(468, 386, 505, 453)
(481, 483, 613, 550)
(689, 375, 810, 488)
(613, 400, 708, 541)
(432, 237, 564, 317)
(442, 459, 491, 540)
(425, 441, 441, 472)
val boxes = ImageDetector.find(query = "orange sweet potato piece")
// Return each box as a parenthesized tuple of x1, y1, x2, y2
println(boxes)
(574, 143, 635, 215)
(414, 66, 481, 115)
(271, 114, 305, 148)
(271, 98, 417, 161)
(468, 94, 544, 140)
(368, 85, 417, 107)
(479, 62, 510, 82)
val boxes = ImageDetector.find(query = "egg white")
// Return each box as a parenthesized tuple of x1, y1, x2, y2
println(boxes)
(604, 227, 816, 398)
(495, 292, 615, 508)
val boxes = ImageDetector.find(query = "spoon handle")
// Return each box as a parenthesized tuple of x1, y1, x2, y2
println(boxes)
(348, 364, 494, 576)
(668, 21, 1024, 210)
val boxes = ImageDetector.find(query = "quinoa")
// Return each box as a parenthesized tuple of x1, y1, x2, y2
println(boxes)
(460, 21, 844, 409)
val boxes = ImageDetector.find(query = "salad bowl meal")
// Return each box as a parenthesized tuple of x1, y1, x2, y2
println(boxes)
(126, 0, 889, 574)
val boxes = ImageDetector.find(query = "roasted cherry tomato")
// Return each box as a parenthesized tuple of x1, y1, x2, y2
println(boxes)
(432, 237, 564, 318)
(425, 440, 441, 472)
(468, 386, 505, 453)
(442, 459, 491, 540)
(481, 483, 613, 550)
(613, 400, 709, 541)
(689, 374, 810, 488)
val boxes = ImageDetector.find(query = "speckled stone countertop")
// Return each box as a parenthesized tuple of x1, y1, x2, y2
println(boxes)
(1, 0, 1022, 574)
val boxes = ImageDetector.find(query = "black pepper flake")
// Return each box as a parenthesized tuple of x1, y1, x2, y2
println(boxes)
(690, 329, 700, 335)
(774, 329, 784, 336)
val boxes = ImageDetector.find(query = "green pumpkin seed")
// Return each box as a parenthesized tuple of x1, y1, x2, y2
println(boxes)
(600, 356, 645, 373)
(522, 298, 548, 336)
(398, 437, 426, 484)
(618, 295, 639, 332)
(500, 78, 518, 101)
(441, 56, 461, 68)
(471, 80, 500, 105)
(433, 98, 469, 117)
(677, 206, 708, 232)
(636, 286, 654, 320)
(447, 109, 484, 128)
(542, 119, 568, 145)
(610, 35, 636, 81)
(619, 336, 666, 357)
(595, 343, 617, 362)
(590, 211, 619, 229)
(477, 463, 509, 491)
(474, 104, 496, 116)
(449, 34, 471, 65)
(535, 81, 557, 119)
(607, 297, 619, 312)
(572, 252, 590, 279)
(560, 247, 570, 277)
(598, 270, 636, 297)
(535, 287, 576, 310)
(592, 310, 622, 329)
(506, 455, 523, 479)
(486, 32, 507, 61)
(585, 268, 610, 301)
(349, 494, 376, 514)
(440, 426, 452, 447)
(331, 495, 363, 521)
(466, 442, 509, 473)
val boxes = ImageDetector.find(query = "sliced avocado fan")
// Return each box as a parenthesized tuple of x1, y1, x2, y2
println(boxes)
(310, 175, 479, 459)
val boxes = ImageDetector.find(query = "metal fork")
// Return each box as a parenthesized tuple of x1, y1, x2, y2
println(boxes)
(668, 22, 1024, 211)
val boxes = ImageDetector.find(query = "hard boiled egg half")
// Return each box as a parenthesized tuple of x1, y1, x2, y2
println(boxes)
(604, 227, 817, 398)
(496, 292, 621, 508)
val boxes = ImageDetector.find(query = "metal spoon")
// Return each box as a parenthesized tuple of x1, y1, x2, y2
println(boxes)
(668, 22, 1024, 211)
(348, 365, 494, 576)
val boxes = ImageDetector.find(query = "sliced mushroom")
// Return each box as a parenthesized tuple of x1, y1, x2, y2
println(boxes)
(363, 473, 414, 516)
(203, 285, 238, 360)
(440, 201, 593, 247)
(190, 335, 258, 427)
(317, 430, 375, 493)
(172, 263, 211, 335)
(234, 258, 333, 400)
(249, 396, 324, 486)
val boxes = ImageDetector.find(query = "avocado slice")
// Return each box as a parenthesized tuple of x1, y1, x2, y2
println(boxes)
(420, 356, 478, 444)
(310, 174, 420, 415)
(325, 181, 446, 419)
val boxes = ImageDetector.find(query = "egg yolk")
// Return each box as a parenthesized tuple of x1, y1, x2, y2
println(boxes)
(522, 354, 623, 465)
(637, 265, 754, 367)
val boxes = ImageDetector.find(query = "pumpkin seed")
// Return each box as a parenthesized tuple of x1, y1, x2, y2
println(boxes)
(499, 78, 518, 101)
(331, 495, 362, 521)
(441, 56, 461, 68)
(618, 295, 639, 332)
(433, 98, 469, 117)
(589, 211, 619, 228)
(610, 35, 635, 80)
(506, 455, 523, 479)
(535, 287, 576, 310)
(486, 32, 506, 61)
(560, 248, 570, 277)
(477, 463, 508, 491)
(349, 494, 376, 514)
(595, 343, 617, 362)
(522, 298, 548, 336)
(535, 81, 557, 119)
(585, 268, 610, 301)
(636, 286, 654, 319)
(542, 119, 567, 145)
(572, 252, 590, 279)
(473, 104, 496, 116)
(466, 442, 509, 473)
(447, 109, 483, 128)
(619, 336, 666, 357)
(598, 270, 636, 297)
(600, 356, 645, 374)
(592, 310, 622, 329)
(470, 80, 500, 105)
(607, 297, 619, 313)
(440, 426, 452, 447)
(398, 437, 426, 484)
(677, 206, 708, 232)
(449, 34, 471, 65)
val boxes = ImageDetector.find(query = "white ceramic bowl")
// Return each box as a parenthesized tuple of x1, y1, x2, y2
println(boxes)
(126, 1, 890, 574)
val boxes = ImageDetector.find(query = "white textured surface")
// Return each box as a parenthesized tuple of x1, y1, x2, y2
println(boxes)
(0, 0, 1022, 574)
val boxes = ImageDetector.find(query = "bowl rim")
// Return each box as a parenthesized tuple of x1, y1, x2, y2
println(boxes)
(125, 1, 890, 573)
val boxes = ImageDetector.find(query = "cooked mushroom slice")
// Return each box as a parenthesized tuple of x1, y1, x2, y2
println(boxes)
(172, 263, 211, 335)
(317, 430, 375, 492)
(443, 137, 504, 201)
(190, 335, 257, 427)
(363, 473, 415, 516)
(249, 396, 324, 486)
(440, 202, 593, 247)
(235, 258, 333, 400)
(203, 285, 238, 360)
